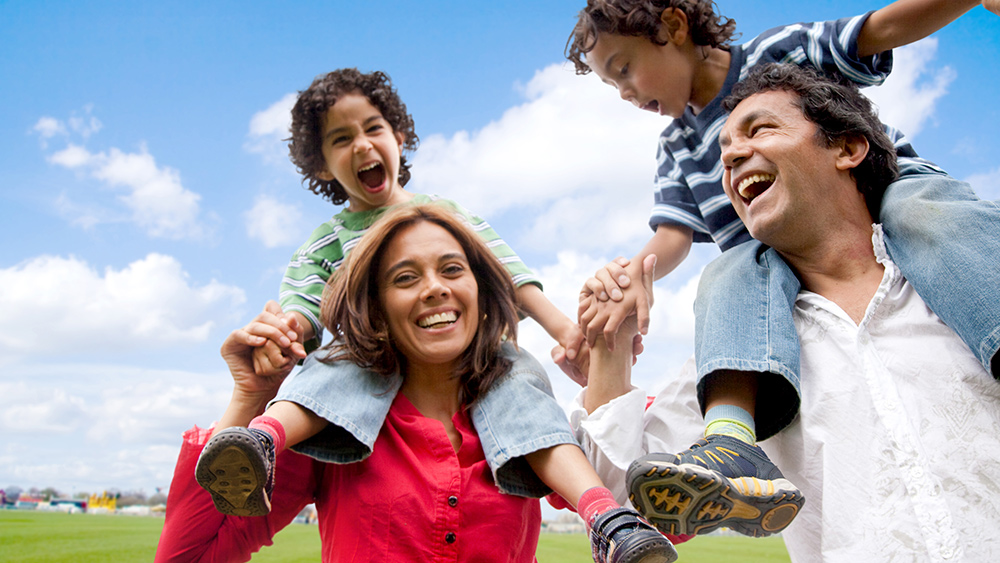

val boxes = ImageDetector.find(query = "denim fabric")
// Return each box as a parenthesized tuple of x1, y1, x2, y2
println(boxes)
(694, 241, 802, 440)
(272, 353, 402, 464)
(879, 173, 1000, 376)
(270, 343, 577, 498)
(472, 342, 580, 498)
(694, 173, 1000, 439)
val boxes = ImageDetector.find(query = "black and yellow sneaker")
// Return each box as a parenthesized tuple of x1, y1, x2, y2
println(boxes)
(627, 435, 804, 537)
(588, 507, 678, 563)
(195, 427, 275, 517)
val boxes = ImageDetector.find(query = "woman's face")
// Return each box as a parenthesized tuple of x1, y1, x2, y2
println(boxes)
(377, 221, 479, 374)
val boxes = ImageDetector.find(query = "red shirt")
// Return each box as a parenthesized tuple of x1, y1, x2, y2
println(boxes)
(156, 394, 540, 562)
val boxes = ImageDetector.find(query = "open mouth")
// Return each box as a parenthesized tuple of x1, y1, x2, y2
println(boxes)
(417, 311, 458, 329)
(358, 162, 386, 190)
(641, 100, 660, 114)
(736, 173, 776, 203)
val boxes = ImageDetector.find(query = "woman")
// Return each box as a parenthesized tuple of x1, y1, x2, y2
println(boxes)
(155, 204, 674, 563)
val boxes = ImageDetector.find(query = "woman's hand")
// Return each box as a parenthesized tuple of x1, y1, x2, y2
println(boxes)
(216, 309, 299, 430)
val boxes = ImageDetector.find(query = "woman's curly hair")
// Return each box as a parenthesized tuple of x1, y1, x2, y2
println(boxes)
(566, 0, 737, 74)
(288, 69, 419, 205)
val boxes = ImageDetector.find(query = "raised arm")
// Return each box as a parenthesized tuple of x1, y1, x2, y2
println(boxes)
(857, 0, 981, 57)
(584, 254, 657, 413)
(155, 316, 318, 562)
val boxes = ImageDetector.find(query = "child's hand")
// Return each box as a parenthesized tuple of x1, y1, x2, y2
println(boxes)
(249, 301, 308, 377)
(552, 336, 591, 387)
(222, 310, 299, 409)
(580, 257, 633, 302)
(985, 0, 1000, 16)
(578, 255, 656, 351)
(550, 317, 589, 386)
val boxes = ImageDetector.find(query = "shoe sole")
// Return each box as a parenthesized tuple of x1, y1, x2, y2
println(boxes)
(195, 431, 271, 517)
(627, 461, 803, 537)
(607, 532, 679, 563)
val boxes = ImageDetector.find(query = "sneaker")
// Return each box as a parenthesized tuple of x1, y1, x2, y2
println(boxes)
(195, 427, 275, 517)
(589, 507, 678, 563)
(627, 435, 804, 537)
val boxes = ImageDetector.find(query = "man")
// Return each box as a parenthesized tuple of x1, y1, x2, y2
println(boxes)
(574, 64, 1000, 561)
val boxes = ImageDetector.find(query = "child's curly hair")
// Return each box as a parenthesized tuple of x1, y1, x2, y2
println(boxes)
(288, 69, 419, 205)
(566, 0, 737, 74)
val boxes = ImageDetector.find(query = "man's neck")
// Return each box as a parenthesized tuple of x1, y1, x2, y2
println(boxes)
(779, 225, 885, 325)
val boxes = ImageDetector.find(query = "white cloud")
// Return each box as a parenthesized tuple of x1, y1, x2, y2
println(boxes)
(47, 144, 206, 239)
(0, 254, 246, 357)
(865, 39, 955, 140)
(410, 63, 665, 256)
(245, 194, 307, 248)
(245, 93, 297, 165)
(966, 167, 1000, 201)
(31, 108, 102, 148)
(0, 364, 233, 494)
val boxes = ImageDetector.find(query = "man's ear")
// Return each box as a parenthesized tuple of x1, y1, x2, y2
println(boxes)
(658, 7, 689, 45)
(835, 134, 870, 172)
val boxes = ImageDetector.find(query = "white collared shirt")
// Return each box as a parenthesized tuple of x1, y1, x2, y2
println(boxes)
(570, 226, 1000, 562)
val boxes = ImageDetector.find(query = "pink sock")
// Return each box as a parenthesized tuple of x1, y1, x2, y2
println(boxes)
(578, 487, 620, 528)
(248, 415, 287, 453)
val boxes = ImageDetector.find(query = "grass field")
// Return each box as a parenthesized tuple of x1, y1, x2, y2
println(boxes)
(1, 510, 791, 562)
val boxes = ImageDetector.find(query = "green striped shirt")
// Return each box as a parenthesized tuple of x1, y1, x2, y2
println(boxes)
(279, 194, 540, 351)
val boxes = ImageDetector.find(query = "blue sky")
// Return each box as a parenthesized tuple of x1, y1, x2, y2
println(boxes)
(2, 0, 998, 501)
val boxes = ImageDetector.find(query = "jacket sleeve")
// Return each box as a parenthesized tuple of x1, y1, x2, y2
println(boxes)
(154, 425, 322, 563)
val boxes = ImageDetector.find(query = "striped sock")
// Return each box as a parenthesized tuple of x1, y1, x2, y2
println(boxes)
(248, 415, 287, 453)
(578, 487, 620, 528)
(704, 405, 756, 445)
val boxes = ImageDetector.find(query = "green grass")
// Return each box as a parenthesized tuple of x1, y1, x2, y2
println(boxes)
(1, 510, 791, 562)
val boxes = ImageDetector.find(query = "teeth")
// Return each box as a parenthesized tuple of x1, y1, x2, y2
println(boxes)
(359, 162, 380, 173)
(737, 173, 776, 199)
(418, 312, 457, 328)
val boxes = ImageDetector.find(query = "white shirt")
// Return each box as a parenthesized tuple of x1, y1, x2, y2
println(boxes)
(570, 227, 1000, 562)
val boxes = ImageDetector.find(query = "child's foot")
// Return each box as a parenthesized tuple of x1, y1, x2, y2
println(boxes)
(626, 435, 804, 537)
(195, 427, 275, 517)
(588, 507, 678, 563)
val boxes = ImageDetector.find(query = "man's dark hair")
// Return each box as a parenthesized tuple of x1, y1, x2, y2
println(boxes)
(724, 63, 898, 217)
(566, 0, 737, 74)
(288, 69, 419, 206)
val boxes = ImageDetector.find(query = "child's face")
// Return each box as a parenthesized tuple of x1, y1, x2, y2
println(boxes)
(317, 93, 409, 212)
(588, 31, 695, 120)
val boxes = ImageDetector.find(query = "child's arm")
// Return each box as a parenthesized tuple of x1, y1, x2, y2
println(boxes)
(579, 224, 693, 349)
(516, 283, 589, 386)
(857, 0, 981, 57)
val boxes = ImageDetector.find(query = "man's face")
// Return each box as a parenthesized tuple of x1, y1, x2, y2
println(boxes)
(718, 89, 854, 248)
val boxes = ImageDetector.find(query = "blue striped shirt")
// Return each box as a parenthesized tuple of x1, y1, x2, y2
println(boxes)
(651, 13, 944, 251)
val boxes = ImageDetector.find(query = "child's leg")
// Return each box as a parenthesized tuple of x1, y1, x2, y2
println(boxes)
(469, 342, 580, 497)
(195, 352, 401, 516)
(626, 244, 805, 538)
(693, 241, 802, 440)
(470, 344, 679, 561)
(271, 352, 403, 462)
(879, 173, 1000, 377)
